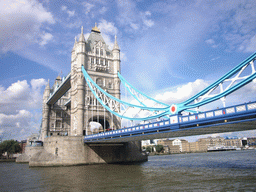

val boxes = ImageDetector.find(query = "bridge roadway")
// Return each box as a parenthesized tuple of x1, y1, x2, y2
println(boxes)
(84, 101, 256, 143)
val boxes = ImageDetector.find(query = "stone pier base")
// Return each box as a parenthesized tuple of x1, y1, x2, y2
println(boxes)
(16, 146, 44, 163)
(27, 136, 147, 167)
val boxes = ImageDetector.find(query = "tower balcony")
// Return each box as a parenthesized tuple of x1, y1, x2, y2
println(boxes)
(93, 64, 109, 72)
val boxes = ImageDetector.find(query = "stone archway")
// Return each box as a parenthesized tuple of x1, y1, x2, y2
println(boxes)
(90, 116, 110, 132)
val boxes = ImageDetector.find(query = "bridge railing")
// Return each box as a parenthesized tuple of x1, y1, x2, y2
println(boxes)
(179, 101, 256, 126)
(84, 101, 256, 142)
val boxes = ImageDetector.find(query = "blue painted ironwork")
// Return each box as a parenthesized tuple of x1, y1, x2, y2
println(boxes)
(82, 66, 170, 121)
(81, 51, 256, 122)
(84, 101, 256, 142)
(176, 52, 256, 112)
(118, 72, 169, 107)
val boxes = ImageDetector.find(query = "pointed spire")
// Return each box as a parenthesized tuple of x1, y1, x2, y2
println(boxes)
(44, 79, 50, 96)
(72, 36, 77, 50)
(45, 79, 50, 89)
(91, 22, 101, 33)
(79, 26, 85, 42)
(113, 35, 120, 50)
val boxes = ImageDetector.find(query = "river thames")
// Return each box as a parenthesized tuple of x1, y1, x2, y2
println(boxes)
(0, 150, 255, 191)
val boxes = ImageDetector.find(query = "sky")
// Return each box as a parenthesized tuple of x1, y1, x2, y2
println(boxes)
(1, 0, 256, 141)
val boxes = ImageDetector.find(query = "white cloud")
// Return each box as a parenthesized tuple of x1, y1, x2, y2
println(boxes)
(0, 78, 47, 140)
(155, 79, 209, 104)
(205, 39, 215, 45)
(116, 0, 141, 31)
(39, 32, 53, 46)
(31, 79, 47, 90)
(98, 19, 118, 35)
(130, 23, 139, 30)
(205, 39, 219, 48)
(244, 35, 256, 53)
(0, 110, 32, 127)
(97, 19, 119, 49)
(61, 5, 75, 17)
(67, 10, 75, 17)
(61, 5, 67, 11)
(204, 1, 256, 52)
(141, 11, 154, 28)
(120, 52, 127, 61)
(99, 7, 107, 14)
(0, 80, 30, 104)
(83, 2, 94, 14)
(0, 79, 47, 114)
(0, 0, 55, 53)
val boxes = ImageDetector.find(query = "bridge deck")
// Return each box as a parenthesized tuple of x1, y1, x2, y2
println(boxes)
(84, 101, 256, 143)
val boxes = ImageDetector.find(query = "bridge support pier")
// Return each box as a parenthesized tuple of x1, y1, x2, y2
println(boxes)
(28, 136, 147, 167)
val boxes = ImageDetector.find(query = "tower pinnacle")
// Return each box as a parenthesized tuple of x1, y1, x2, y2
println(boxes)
(113, 35, 120, 50)
(79, 26, 85, 42)
(72, 37, 77, 50)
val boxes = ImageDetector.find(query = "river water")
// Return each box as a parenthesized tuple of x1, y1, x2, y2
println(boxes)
(0, 150, 255, 191)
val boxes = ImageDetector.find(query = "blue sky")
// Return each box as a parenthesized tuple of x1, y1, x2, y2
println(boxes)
(1, 0, 256, 141)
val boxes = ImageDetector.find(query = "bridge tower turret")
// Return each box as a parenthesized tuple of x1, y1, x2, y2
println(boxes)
(112, 35, 121, 101)
(41, 80, 50, 141)
(70, 26, 87, 136)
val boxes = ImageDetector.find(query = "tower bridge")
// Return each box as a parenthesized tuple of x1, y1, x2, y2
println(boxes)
(17, 25, 256, 166)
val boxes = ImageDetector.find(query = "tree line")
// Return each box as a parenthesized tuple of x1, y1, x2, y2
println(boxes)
(0, 140, 22, 159)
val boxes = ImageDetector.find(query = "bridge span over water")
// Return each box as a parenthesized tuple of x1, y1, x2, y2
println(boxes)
(22, 26, 256, 167)
(44, 49, 256, 142)
(45, 51, 256, 140)
(84, 101, 256, 143)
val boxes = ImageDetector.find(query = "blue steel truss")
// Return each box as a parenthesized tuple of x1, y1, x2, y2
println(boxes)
(82, 51, 256, 121)
(175, 52, 256, 113)
(82, 66, 169, 121)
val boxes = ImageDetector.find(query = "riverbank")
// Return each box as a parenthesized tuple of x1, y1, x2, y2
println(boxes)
(0, 159, 16, 162)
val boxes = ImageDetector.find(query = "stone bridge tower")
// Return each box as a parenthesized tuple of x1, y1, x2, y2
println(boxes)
(70, 24, 121, 136)
(22, 24, 147, 167)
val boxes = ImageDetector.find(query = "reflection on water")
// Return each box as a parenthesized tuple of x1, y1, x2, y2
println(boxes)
(0, 150, 255, 191)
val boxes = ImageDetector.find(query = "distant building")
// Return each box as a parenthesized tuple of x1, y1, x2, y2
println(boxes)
(19, 140, 27, 153)
(155, 136, 247, 154)
(247, 137, 256, 148)
(224, 138, 242, 148)
(197, 136, 225, 149)
(158, 139, 189, 153)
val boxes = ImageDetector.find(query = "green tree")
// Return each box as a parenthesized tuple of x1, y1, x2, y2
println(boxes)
(146, 146, 152, 153)
(0, 140, 21, 159)
(155, 145, 164, 153)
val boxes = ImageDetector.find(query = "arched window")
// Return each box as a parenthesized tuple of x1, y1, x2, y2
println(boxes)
(96, 78, 103, 88)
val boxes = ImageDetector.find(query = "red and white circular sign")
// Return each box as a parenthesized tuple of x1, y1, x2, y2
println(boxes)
(170, 104, 177, 114)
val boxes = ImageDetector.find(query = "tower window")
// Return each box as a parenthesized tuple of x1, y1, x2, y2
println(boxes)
(100, 49, 103, 56)
(96, 48, 99, 55)
(96, 78, 103, 88)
